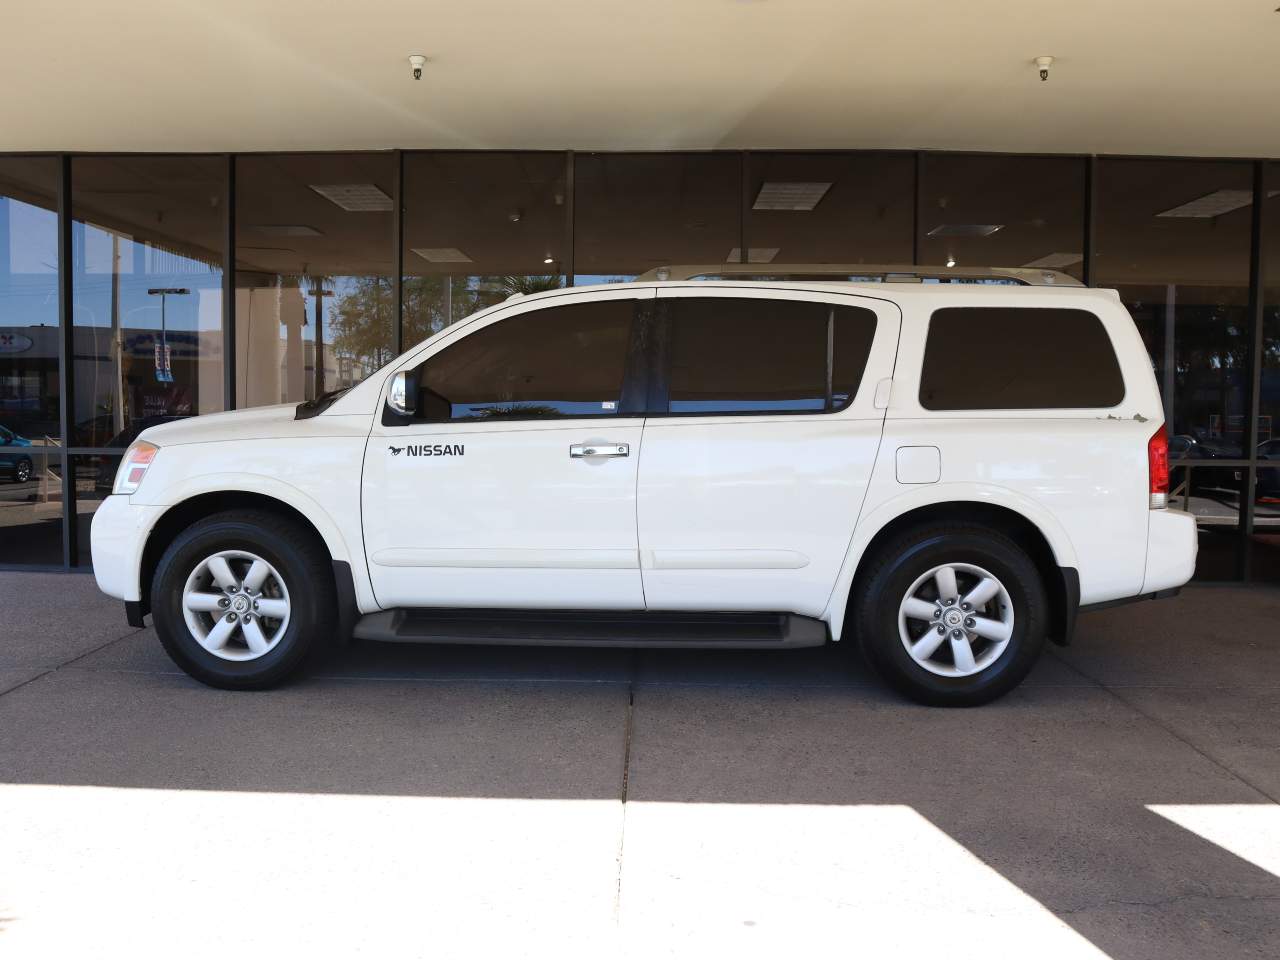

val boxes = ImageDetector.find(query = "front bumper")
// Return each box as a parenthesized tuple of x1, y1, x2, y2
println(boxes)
(90, 494, 163, 603)
(1142, 508, 1198, 594)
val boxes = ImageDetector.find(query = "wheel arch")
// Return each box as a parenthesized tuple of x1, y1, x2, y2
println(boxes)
(138, 489, 347, 621)
(825, 494, 1079, 646)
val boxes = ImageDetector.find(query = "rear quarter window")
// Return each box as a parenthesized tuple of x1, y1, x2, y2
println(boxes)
(919, 307, 1125, 410)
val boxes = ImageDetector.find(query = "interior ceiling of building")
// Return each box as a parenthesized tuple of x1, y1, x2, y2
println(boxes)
(2, 0, 1279, 157)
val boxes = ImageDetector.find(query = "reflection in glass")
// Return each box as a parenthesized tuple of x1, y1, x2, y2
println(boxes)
(71, 156, 225, 446)
(573, 153, 740, 284)
(746, 153, 913, 266)
(1, 157, 61, 445)
(1256, 164, 1280, 568)
(0, 444, 62, 565)
(235, 154, 395, 407)
(1097, 160, 1254, 449)
(917, 155, 1086, 279)
(402, 153, 568, 348)
(73, 454, 121, 566)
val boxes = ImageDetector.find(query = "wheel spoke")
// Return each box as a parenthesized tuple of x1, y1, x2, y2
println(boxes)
(184, 592, 225, 614)
(949, 633, 977, 673)
(970, 616, 1012, 643)
(254, 597, 289, 619)
(241, 559, 270, 593)
(963, 577, 1001, 609)
(910, 630, 948, 661)
(241, 618, 270, 655)
(199, 615, 237, 654)
(206, 556, 238, 591)
(902, 597, 938, 622)
(934, 565, 958, 603)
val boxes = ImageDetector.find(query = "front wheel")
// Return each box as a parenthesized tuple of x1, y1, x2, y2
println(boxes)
(151, 510, 334, 689)
(851, 524, 1047, 706)
(14, 458, 32, 483)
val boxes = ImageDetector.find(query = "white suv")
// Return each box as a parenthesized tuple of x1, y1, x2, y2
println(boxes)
(90, 272, 1197, 705)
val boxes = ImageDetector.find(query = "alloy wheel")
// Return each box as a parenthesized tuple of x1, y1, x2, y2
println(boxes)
(897, 562, 1014, 677)
(181, 550, 291, 661)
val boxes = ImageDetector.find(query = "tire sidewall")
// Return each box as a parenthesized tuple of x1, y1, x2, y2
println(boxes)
(153, 516, 325, 688)
(860, 530, 1046, 706)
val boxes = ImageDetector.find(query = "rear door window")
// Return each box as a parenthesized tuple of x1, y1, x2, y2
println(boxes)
(663, 297, 877, 414)
(919, 307, 1124, 410)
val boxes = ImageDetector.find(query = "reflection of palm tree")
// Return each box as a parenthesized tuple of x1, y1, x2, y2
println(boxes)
(494, 275, 563, 298)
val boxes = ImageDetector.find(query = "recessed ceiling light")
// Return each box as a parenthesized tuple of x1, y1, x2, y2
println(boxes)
(543, 255, 555, 265)
(1022, 252, 1083, 269)
(725, 247, 780, 263)
(945, 256, 957, 268)
(411, 247, 473, 263)
(1156, 188, 1280, 219)
(927, 224, 1003, 238)
(309, 183, 393, 212)
(752, 182, 832, 211)
(247, 224, 323, 237)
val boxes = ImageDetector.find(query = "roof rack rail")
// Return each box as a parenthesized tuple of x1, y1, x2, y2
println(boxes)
(633, 263, 1083, 287)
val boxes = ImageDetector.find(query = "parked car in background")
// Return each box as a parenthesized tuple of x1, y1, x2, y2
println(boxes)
(0, 423, 34, 483)
(90, 269, 1197, 706)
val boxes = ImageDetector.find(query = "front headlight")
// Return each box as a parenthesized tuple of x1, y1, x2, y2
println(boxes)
(114, 440, 159, 495)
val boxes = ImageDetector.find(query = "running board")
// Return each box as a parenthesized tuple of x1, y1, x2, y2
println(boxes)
(352, 609, 828, 649)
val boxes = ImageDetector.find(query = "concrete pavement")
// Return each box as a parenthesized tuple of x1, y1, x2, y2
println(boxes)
(0, 571, 1278, 959)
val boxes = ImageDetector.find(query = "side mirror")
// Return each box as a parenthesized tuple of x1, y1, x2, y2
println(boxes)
(387, 371, 416, 417)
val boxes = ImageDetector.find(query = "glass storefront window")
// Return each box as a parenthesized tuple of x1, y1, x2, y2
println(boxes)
(235, 154, 396, 408)
(573, 153, 740, 284)
(1, 157, 63, 564)
(71, 156, 226, 447)
(918, 154, 1086, 279)
(1253, 163, 1280, 574)
(1096, 158, 1254, 578)
(746, 152, 913, 266)
(402, 152, 568, 348)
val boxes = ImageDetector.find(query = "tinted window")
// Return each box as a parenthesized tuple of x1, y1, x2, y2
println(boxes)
(414, 298, 635, 420)
(666, 298, 876, 414)
(919, 307, 1124, 410)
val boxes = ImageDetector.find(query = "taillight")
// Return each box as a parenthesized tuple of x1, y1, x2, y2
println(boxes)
(114, 440, 159, 495)
(1148, 424, 1169, 509)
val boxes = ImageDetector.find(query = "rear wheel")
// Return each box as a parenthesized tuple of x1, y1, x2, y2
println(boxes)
(851, 524, 1047, 706)
(152, 510, 334, 689)
(14, 458, 31, 483)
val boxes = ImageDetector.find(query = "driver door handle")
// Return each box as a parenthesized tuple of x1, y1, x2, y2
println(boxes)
(570, 443, 630, 458)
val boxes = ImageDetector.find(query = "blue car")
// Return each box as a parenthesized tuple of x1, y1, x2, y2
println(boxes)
(0, 424, 34, 483)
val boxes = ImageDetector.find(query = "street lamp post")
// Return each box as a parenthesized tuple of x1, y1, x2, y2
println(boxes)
(146, 287, 190, 384)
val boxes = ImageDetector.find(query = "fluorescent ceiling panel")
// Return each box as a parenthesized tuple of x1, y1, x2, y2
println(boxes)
(725, 247, 781, 263)
(412, 247, 473, 263)
(926, 224, 1003, 238)
(752, 182, 832, 211)
(309, 183, 394, 212)
(247, 224, 322, 237)
(1156, 188, 1280, 219)
(1021, 252, 1082, 269)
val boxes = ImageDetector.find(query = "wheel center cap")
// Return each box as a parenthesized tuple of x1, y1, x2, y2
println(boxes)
(945, 610, 963, 627)
(231, 595, 250, 613)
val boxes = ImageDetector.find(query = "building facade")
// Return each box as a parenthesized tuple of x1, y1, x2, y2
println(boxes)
(1, 150, 1277, 580)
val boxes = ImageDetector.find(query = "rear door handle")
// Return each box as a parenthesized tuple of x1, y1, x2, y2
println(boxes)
(570, 443, 630, 458)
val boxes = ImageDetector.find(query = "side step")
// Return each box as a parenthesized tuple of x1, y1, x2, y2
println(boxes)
(352, 609, 828, 649)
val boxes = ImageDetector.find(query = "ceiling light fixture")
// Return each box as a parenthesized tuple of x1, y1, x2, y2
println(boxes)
(543, 255, 555, 265)
(927, 224, 1003, 238)
(725, 247, 780, 263)
(1034, 55, 1054, 81)
(408, 54, 427, 80)
(1156, 188, 1280, 219)
(309, 184, 393, 212)
(1022, 252, 1083, 269)
(752, 182, 832, 211)
(412, 247, 473, 263)
(247, 224, 323, 237)
(945, 256, 957, 268)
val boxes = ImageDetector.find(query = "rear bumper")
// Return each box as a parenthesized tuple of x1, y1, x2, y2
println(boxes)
(1142, 508, 1198, 595)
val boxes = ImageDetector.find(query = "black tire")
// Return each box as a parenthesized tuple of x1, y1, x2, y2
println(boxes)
(151, 509, 334, 689)
(851, 523, 1047, 707)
